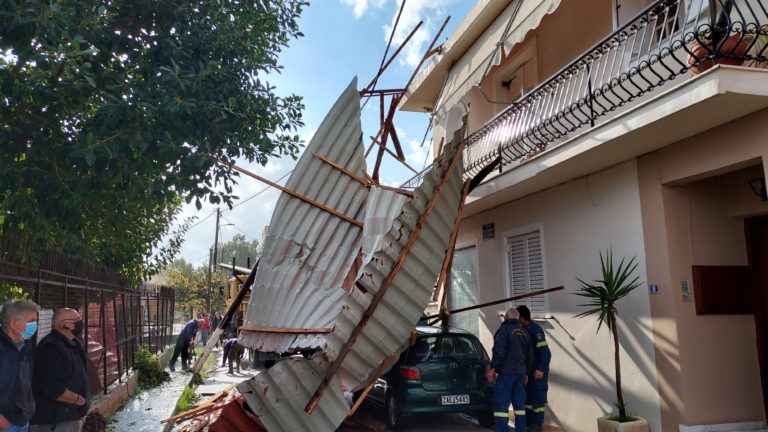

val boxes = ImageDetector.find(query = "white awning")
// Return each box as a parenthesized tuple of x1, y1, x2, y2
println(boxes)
(438, 0, 560, 114)
(401, 0, 560, 114)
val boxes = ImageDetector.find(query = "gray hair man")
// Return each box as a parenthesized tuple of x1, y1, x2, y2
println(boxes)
(0, 300, 41, 432)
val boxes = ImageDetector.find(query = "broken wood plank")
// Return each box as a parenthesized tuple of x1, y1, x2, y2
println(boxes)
(225, 162, 363, 228)
(369, 134, 419, 175)
(369, 183, 414, 198)
(239, 326, 333, 334)
(160, 383, 237, 423)
(434, 179, 471, 302)
(360, 20, 423, 94)
(349, 354, 396, 417)
(305, 140, 466, 414)
(313, 152, 367, 185)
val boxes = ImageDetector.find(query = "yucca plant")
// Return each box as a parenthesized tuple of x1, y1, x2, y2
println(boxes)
(575, 250, 642, 421)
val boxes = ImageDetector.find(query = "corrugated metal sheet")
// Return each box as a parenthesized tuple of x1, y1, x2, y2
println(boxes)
(237, 129, 465, 431)
(329, 137, 464, 390)
(238, 356, 347, 432)
(240, 78, 368, 353)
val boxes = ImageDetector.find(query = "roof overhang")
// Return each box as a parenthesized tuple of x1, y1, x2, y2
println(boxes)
(464, 66, 768, 216)
(400, 0, 560, 113)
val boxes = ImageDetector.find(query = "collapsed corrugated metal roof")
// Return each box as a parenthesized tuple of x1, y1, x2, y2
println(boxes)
(240, 77, 368, 354)
(237, 78, 465, 432)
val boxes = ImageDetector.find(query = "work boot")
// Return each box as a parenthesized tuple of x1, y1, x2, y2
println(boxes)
(528, 424, 543, 432)
(169, 363, 175, 372)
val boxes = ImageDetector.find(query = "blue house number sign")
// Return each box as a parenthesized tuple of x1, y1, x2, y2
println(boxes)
(649, 284, 659, 294)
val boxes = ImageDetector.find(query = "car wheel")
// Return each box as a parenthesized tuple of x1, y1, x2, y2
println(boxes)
(385, 391, 404, 430)
(476, 410, 495, 428)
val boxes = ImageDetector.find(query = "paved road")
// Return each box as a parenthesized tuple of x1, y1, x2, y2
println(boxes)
(339, 399, 491, 432)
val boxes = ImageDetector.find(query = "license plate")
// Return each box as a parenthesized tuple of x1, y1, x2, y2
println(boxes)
(441, 395, 470, 405)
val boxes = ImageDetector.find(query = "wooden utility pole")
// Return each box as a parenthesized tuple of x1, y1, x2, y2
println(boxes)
(207, 208, 220, 312)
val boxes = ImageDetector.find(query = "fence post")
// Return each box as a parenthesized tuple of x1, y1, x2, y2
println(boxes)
(113, 294, 122, 384)
(100, 288, 107, 395)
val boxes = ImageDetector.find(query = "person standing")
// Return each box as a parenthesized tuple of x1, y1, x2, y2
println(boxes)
(169, 319, 202, 371)
(517, 305, 552, 432)
(200, 313, 211, 346)
(0, 300, 41, 432)
(31, 308, 90, 432)
(490, 308, 533, 432)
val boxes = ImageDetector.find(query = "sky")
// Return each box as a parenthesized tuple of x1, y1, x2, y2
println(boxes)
(173, 0, 474, 268)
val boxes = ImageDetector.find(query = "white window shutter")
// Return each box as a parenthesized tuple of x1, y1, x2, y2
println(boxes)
(507, 230, 547, 317)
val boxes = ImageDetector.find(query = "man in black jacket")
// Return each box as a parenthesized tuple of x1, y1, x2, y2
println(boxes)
(490, 308, 534, 432)
(32, 308, 89, 432)
(0, 300, 40, 432)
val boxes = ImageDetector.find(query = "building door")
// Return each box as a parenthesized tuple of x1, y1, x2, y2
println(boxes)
(746, 215, 768, 417)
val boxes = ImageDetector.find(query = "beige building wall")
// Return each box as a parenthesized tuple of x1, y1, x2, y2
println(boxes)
(458, 160, 662, 431)
(637, 109, 768, 429)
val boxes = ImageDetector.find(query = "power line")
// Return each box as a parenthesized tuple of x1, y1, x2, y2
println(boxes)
(220, 214, 258, 242)
(225, 169, 293, 211)
(185, 209, 217, 231)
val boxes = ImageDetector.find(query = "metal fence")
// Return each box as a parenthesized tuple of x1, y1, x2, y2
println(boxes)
(402, 0, 768, 188)
(0, 245, 175, 396)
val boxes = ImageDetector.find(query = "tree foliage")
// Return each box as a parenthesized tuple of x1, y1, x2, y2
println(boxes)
(0, 0, 307, 281)
(217, 233, 260, 268)
(165, 257, 226, 317)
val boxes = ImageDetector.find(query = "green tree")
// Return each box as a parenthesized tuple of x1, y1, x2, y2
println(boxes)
(218, 233, 260, 269)
(0, 0, 307, 282)
(165, 258, 226, 317)
(574, 250, 642, 421)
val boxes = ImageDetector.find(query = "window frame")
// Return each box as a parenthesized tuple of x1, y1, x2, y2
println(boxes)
(501, 223, 549, 319)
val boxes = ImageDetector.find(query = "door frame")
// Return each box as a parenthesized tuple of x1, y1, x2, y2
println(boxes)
(745, 215, 768, 418)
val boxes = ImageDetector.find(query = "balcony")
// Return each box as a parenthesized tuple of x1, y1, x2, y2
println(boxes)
(401, 0, 768, 190)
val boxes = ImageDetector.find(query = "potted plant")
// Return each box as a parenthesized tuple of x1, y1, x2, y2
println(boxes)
(687, 29, 753, 75)
(575, 250, 648, 432)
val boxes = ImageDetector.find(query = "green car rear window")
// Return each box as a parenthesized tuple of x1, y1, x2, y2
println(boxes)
(407, 335, 486, 364)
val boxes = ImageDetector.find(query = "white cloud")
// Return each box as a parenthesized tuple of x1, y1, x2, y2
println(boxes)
(340, 0, 388, 18)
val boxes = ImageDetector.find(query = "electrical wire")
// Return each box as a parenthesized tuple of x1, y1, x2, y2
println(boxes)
(225, 169, 293, 211)
(220, 214, 258, 242)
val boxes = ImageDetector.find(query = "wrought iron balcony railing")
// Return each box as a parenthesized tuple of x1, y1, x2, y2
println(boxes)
(401, 0, 768, 189)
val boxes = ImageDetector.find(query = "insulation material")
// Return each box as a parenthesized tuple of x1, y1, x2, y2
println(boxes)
(240, 78, 368, 353)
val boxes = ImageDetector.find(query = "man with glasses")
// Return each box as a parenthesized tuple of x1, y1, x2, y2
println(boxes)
(31, 308, 89, 432)
(0, 300, 41, 432)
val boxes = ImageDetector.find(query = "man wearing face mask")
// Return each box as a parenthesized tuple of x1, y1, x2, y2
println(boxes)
(0, 300, 41, 432)
(31, 308, 89, 432)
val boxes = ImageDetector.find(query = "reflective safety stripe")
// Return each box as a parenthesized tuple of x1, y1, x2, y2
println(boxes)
(494, 412, 510, 418)
(514, 410, 526, 416)
(536, 341, 549, 348)
(533, 407, 546, 413)
(525, 405, 533, 409)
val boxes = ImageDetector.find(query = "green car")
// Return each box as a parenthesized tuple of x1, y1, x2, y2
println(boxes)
(365, 326, 495, 429)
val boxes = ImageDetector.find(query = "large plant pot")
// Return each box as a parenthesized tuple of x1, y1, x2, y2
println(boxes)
(597, 416, 649, 432)
(688, 34, 750, 75)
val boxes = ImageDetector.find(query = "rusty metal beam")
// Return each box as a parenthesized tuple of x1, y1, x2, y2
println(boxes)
(305, 140, 466, 414)
(369, 134, 419, 175)
(389, 123, 406, 161)
(426, 286, 566, 320)
(226, 163, 363, 228)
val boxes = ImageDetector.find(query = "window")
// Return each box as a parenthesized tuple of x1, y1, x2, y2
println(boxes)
(447, 247, 479, 337)
(406, 335, 487, 364)
(506, 229, 547, 317)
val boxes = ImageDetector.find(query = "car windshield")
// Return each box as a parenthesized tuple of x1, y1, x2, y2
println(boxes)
(407, 334, 485, 363)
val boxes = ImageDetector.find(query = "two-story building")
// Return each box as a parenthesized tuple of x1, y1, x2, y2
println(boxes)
(400, 1, 768, 431)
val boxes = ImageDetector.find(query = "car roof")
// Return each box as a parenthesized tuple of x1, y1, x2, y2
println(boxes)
(415, 325, 473, 336)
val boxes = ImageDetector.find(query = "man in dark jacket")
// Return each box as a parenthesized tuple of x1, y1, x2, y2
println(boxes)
(490, 308, 533, 432)
(31, 308, 89, 432)
(0, 300, 40, 432)
(170, 319, 202, 371)
(517, 305, 552, 432)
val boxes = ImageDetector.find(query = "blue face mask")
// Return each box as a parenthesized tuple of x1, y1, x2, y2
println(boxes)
(21, 321, 37, 340)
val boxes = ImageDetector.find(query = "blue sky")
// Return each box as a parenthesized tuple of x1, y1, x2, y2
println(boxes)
(175, 0, 473, 268)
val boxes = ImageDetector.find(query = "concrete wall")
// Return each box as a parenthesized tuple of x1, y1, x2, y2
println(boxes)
(637, 109, 768, 429)
(458, 160, 661, 431)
